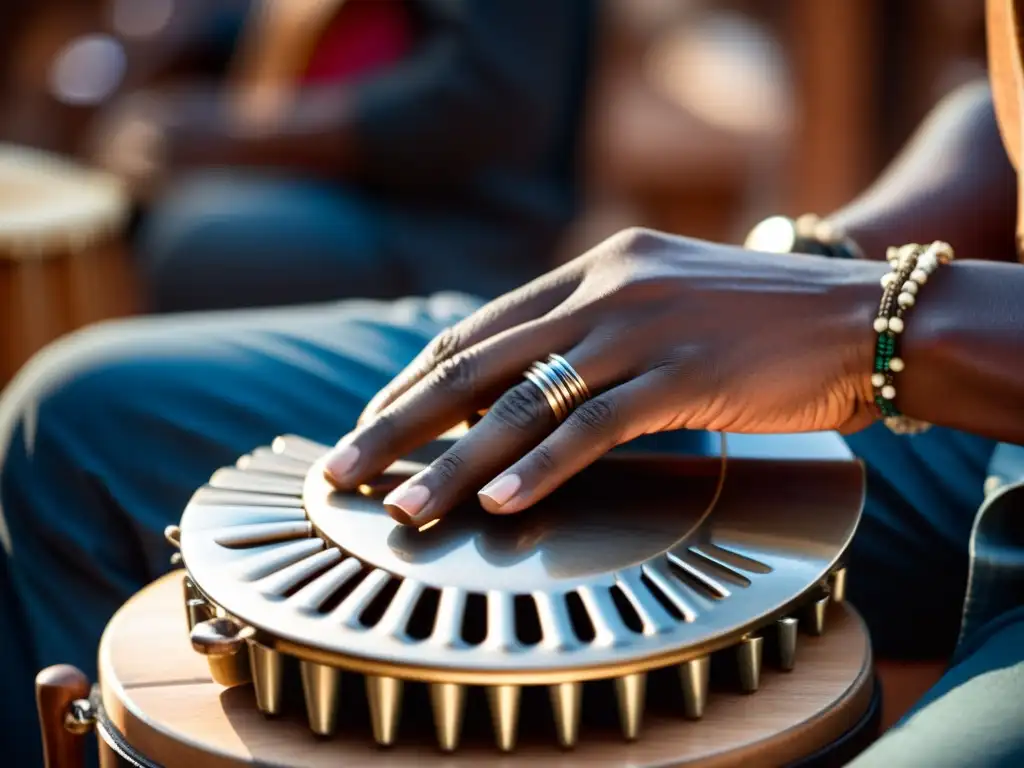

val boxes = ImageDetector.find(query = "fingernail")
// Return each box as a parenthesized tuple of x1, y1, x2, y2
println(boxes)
(478, 474, 522, 509)
(384, 483, 431, 519)
(324, 442, 360, 481)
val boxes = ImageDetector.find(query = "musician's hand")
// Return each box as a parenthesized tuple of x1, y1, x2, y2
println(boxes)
(88, 91, 169, 197)
(324, 228, 888, 526)
(89, 87, 235, 195)
(91, 84, 358, 187)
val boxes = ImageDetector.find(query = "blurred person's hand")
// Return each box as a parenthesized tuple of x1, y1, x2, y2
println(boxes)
(88, 82, 355, 198)
(88, 91, 167, 196)
(88, 86, 237, 197)
(324, 228, 891, 526)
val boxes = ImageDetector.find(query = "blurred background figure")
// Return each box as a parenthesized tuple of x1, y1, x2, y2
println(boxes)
(0, 0, 992, 373)
(2, 0, 599, 312)
(561, 0, 988, 253)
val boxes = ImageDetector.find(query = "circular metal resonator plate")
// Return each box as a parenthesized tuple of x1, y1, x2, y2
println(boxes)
(175, 434, 863, 751)
(179, 435, 863, 682)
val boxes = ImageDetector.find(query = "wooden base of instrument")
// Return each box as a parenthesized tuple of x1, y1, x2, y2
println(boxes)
(38, 571, 878, 767)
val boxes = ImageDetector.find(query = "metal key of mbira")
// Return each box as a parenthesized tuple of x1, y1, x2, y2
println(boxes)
(37, 433, 878, 767)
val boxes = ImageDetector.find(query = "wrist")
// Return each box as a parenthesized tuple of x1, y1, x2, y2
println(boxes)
(819, 204, 893, 261)
(852, 241, 976, 437)
(830, 259, 893, 411)
(744, 217, 917, 415)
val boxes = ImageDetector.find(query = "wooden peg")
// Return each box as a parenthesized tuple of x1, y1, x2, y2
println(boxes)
(36, 665, 91, 768)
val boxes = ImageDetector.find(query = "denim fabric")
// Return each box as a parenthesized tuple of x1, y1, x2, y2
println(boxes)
(844, 449, 1024, 766)
(959, 470, 1024, 647)
(849, 602, 1024, 767)
(0, 293, 1021, 766)
(136, 172, 392, 312)
(135, 169, 573, 315)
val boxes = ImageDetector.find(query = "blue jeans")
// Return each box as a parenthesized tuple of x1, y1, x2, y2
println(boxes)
(137, 172, 393, 312)
(136, 171, 561, 313)
(0, 294, 1020, 766)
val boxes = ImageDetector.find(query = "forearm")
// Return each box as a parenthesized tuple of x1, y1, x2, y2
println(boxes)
(872, 259, 1024, 443)
(171, 0, 592, 184)
(111, 0, 249, 93)
(166, 86, 357, 177)
(827, 81, 1018, 263)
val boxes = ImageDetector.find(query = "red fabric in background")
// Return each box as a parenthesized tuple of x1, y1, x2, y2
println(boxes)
(301, 0, 415, 84)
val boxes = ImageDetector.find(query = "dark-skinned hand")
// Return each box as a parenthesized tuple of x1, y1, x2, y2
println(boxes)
(324, 228, 889, 527)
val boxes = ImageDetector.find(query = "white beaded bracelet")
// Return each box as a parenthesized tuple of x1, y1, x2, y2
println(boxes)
(871, 241, 954, 434)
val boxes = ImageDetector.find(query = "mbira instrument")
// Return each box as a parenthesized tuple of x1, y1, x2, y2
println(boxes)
(0, 143, 135, 384)
(37, 435, 879, 767)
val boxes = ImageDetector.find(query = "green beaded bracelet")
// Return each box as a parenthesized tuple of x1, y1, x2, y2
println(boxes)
(870, 241, 954, 434)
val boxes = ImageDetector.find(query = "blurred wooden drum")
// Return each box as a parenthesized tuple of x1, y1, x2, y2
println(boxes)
(0, 144, 135, 383)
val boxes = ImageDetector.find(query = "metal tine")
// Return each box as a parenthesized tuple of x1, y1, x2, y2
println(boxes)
(641, 563, 697, 622)
(686, 546, 753, 585)
(185, 506, 308, 530)
(190, 487, 304, 508)
(213, 520, 312, 548)
(374, 578, 425, 638)
(534, 592, 581, 651)
(329, 569, 391, 627)
(288, 557, 362, 612)
(256, 548, 342, 598)
(617, 568, 676, 634)
(665, 551, 731, 598)
(237, 448, 312, 478)
(484, 590, 516, 651)
(575, 585, 632, 647)
(209, 467, 305, 496)
(429, 587, 466, 648)
(233, 538, 325, 582)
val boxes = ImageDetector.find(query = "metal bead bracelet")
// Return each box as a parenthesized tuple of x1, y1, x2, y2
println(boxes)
(870, 241, 955, 435)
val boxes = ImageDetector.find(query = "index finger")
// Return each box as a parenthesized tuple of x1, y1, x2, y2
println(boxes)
(325, 315, 583, 490)
(357, 258, 587, 424)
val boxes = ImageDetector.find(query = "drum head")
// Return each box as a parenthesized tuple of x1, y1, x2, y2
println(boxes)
(0, 144, 126, 257)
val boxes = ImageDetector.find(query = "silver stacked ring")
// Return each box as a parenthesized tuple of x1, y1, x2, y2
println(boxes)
(523, 354, 592, 422)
